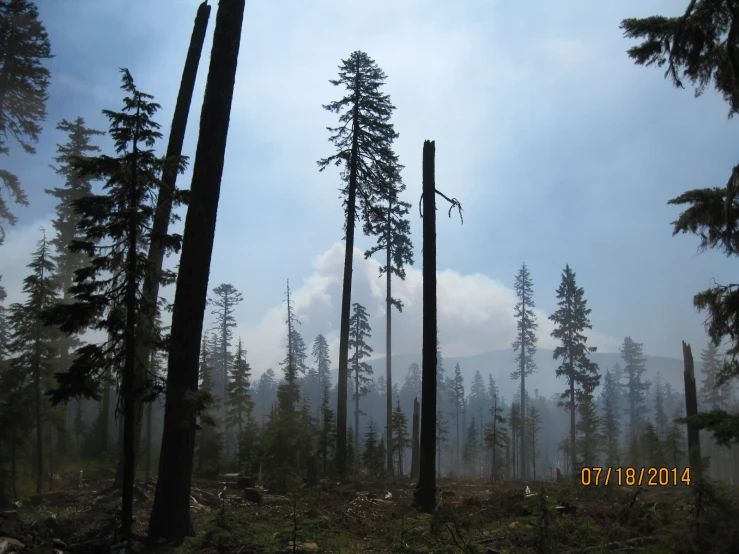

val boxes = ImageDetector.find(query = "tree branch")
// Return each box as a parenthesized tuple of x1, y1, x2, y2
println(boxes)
(419, 189, 464, 224)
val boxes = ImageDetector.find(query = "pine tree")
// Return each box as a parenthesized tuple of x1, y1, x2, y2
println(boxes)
(511, 262, 537, 480)
(600, 369, 621, 467)
(43, 70, 185, 540)
(549, 264, 600, 472)
(391, 396, 411, 476)
(195, 334, 223, 477)
(575, 394, 601, 468)
(484, 395, 507, 480)
(620, 336, 649, 433)
(209, 283, 243, 421)
(436, 408, 449, 478)
(488, 373, 499, 402)
(701, 342, 727, 410)
(621, 2, 739, 442)
(349, 302, 373, 452)
(448, 362, 465, 469)
(528, 405, 542, 481)
(311, 334, 331, 416)
(364, 161, 413, 475)
(226, 338, 254, 470)
(318, 51, 401, 477)
(0, 0, 52, 234)
(7, 231, 60, 493)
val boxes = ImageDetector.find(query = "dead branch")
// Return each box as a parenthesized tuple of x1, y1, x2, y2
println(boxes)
(418, 190, 464, 223)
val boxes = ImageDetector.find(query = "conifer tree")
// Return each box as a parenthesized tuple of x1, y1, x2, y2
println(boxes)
(7, 231, 60, 493)
(195, 334, 223, 476)
(620, 336, 649, 434)
(401, 362, 422, 400)
(509, 402, 521, 479)
(640, 422, 665, 468)
(311, 333, 331, 415)
(488, 373, 499, 401)
(468, 370, 487, 416)
(346, 424, 355, 477)
(528, 406, 542, 481)
(226, 338, 254, 470)
(436, 408, 449, 478)
(511, 262, 537, 479)
(484, 395, 507, 480)
(209, 283, 243, 419)
(391, 396, 411, 476)
(652, 373, 669, 439)
(600, 369, 621, 467)
(365, 165, 413, 475)
(0, 0, 52, 235)
(448, 362, 465, 469)
(349, 302, 373, 452)
(318, 380, 336, 475)
(43, 70, 185, 539)
(665, 405, 687, 467)
(462, 417, 479, 477)
(318, 51, 401, 476)
(362, 418, 385, 478)
(575, 394, 601, 468)
(549, 264, 599, 472)
(621, 2, 739, 442)
(701, 342, 727, 410)
(0, 356, 32, 502)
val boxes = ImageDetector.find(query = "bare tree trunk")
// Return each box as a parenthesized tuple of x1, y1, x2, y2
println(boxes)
(411, 397, 420, 480)
(414, 140, 437, 512)
(682, 341, 701, 479)
(148, 0, 245, 541)
(386, 203, 393, 476)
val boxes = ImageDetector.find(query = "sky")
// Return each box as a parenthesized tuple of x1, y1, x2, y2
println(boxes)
(1, 0, 736, 379)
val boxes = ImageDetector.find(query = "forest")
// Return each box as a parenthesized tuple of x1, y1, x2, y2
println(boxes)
(2, 0, 739, 552)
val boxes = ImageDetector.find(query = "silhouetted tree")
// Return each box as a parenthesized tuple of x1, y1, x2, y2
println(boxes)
(210, 283, 243, 422)
(484, 395, 507, 480)
(620, 336, 649, 434)
(511, 262, 537, 480)
(448, 362, 465, 469)
(0, 0, 52, 235)
(318, 51, 401, 477)
(349, 302, 373, 451)
(600, 369, 621, 467)
(226, 338, 254, 470)
(701, 342, 727, 410)
(149, 0, 245, 539)
(549, 264, 599, 471)
(391, 396, 411, 476)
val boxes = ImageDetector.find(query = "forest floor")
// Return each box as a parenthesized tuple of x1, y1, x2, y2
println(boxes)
(2, 474, 739, 553)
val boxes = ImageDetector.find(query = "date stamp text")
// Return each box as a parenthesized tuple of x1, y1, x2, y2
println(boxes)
(580, 467, 691, 486)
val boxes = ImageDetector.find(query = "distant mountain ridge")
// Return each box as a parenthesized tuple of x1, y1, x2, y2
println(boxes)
(330, 348, 687, 401)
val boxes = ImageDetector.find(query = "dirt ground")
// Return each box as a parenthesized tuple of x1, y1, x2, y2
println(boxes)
(2, 476, 738, 553)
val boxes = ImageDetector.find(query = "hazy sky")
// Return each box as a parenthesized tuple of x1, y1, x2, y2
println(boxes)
(2, 0, 735, 377)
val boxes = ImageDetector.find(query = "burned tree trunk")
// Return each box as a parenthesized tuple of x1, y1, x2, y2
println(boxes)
(415, 141, 438, 512)
(148, 0, 245, 541)
(411, 397, 420, 481)
(682, 341, 702, 479)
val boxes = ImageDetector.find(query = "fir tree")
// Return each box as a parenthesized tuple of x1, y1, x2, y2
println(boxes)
(488, 373, 499, 401)
(6, 231, 60, 493)
(362, 418, 385, 478)
(448, 362, 465, 469)
(349, 302, 373, 452)
(484, 395, 507, 480)
(42, 70, 185, 540)
(256, 368, 277, 417)
(509, 402, 521, 479)
(462, 417, 480, 477)
(575, 394, 601, 468)
(401, 362, 422, 399)
(600, 369, 621, 467)
(528, 405, 542, 481)
(620, 336, 649, 433)
(318, 51, 401, 476)
(640, 422, 665, 468)
(391, 396, 411, 476)
(311, 333, 331, 415)
(549, 264, 599, 472)
(621, 2, 739, 442)
(364, 157, 413, 475)
(226, 338, 254, 470)
(436, 408, 449, 478)
(468, 370, 487, 416)
(0, 0, 52, 234)
(701, 341, 727, 410)
(511, 262, 537, 479)
(209, 283, 243, 420)
(318, 380, 336, 475)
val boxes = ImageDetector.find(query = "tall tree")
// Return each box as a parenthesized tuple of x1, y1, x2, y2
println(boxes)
(226, 338, 254, 470)
(365, 167, 413, 476)
(349, 302, 373, 451)
(210, 283, 243, 422)
(621, 1, 739, 443)
(549, 264, 599, 472)
(148, 0, 245, 540)
(318, 51, 401, 477)
(511, 262, 538, 480)
(312, 333, 331, 413)
(599, 369, 621, 467)
(391, 396, 411, 476)
(448, 362, 465, 469)
(620, 336, 649, 434)
(46, 117, 104, 460)
(7, 231, 60, 493)
(0, 0, 52, 235)
(44, 70, 185, 540)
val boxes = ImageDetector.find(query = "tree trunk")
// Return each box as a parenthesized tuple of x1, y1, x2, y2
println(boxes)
(335, 69, 363, 479)
(570, 378, 576, 475)
(520, 313, 525, 481)
(411, 397, 420, 480)
(120, 0, 211, 487)
(148, 0, 245, 541)
(414, 140, 437, 512)
(682, 341, 702, 479)
(386, 201, 393, 476)
(145, 392, 153, 482)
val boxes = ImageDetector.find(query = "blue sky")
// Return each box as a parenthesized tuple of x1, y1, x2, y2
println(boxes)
(1, 0, 735, 375)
